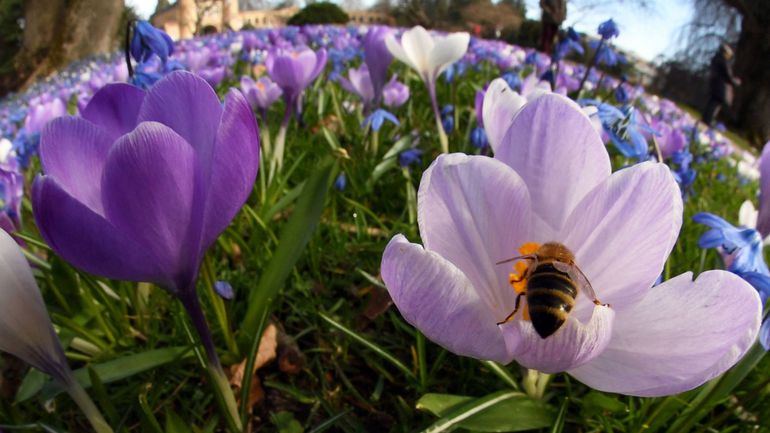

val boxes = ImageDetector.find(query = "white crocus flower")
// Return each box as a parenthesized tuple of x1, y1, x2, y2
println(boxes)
(385, 26, 469, 153)
(0, 230, 113, 433)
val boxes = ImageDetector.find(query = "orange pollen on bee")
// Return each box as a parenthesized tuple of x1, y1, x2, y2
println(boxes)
(505, 242, 541, 322)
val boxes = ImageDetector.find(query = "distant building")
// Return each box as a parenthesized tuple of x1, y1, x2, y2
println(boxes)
(152, 0, 393, 40)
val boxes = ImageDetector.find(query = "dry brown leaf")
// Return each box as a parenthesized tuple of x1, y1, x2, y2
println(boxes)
(229, 323, 278, 412)
(363, 285, 393, 320)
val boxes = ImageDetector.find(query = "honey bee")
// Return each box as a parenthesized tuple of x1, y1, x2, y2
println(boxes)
(497, 242, 606, 339)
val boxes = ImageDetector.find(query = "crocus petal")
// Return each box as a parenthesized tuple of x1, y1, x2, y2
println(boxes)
(561, 162, 682, 311)
(200, 89, 260, 250)
(381, 234, 510, 363)
(739, 200, 758, 229)
(569, 271, 761, 397)
(496, 94, 611, 235)
(137, 71, 222, 175)
(428, 33, 469, 77)
(0, 230, 71, 383)
(32, 176, 166, 284)
(101, 122, 200, 290)
(39, 117, 114, 214)
(385, 34, 415, 70)
(81, 83, 145, 140)
(501, 305, 614, 373)
(417, 154, 532, 320)
(400, 26, 433, 77)
(482, 78, 526, 152)
(757, 142, 770, 237)
(308, 48, 327, 82)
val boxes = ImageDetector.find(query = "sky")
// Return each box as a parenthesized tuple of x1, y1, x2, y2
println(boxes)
(126, 0, 694, 62)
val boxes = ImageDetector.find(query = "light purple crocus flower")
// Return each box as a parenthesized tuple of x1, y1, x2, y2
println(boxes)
(655, 121, 687, 160)
(265, 47, 326, 177)
(380, 94, 761, 397)
(339, 65, 375, 110)
(240, 75, 282, 123)
(0, 140, 23, 235)
(24, 97, 67, 135)
(382, 75, 409, 108)
(363, 26, 394, 106)
(0, 230, 113, 432)
(265, 46, 327, 115)
(31, 72, 259, 421)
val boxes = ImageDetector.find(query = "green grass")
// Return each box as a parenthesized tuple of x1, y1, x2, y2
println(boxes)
(1, 59, 768, 433)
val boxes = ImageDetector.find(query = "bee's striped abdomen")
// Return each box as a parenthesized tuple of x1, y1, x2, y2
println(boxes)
(526, 262, 578, 338)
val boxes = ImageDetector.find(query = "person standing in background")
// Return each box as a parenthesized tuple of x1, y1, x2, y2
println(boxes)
(540, 0, 567, 54)
(702, 44, 741, 126)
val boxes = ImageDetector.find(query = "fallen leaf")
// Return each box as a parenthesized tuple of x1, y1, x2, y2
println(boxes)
(229, 323, 278, 411)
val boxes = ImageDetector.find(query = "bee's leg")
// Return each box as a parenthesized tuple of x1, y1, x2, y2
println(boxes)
(497, 292, 525, 325)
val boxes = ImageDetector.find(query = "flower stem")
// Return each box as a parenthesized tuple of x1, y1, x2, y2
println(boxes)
(522, 369, 550, 399)
(577, 39, 603, 96)
(65, 378, 114, 433)
(428, 82, 448, 153)
(371, 128, 380, 156)
(270, 108, 291, 183)
(180, 292, 243, 432)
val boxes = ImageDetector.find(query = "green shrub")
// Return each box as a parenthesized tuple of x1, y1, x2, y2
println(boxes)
(287, 2, 349, 26)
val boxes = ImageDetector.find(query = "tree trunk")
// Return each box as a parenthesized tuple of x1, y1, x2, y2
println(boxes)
(731, 4, 770, 147)
(16, 0, 123, 89)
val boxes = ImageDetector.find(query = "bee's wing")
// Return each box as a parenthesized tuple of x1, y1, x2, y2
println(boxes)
(552, 261, 600, 302)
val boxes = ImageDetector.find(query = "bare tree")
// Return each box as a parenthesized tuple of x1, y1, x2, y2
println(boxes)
(679, 0, 770, 145)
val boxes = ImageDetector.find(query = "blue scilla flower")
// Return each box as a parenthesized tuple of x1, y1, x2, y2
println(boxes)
(130, 68, 164, 89)
(615, 85, 629, 104)
(693, 211, 770, 350)
(693, 213, 769, 277)
(398, 148, 423, 168)
(214, 281, 235, 300)
(470, 127, 488, 149)
(598, 19, 620, 40)
(553, 28, 584, 61)
(589, 41, 620, 67)
(363, 109, 399, 132)
(578, 99, 625, 126)
(524, 51, 539, 65)
(761, 318, 770, 350)
(131, 20, 174, 64)
(442, 115, 454, 134)
(11, 129, 39, 169)
(334, 172, 347, 191)
(501, 72, 522, 92)
(441, 105, 454, 117)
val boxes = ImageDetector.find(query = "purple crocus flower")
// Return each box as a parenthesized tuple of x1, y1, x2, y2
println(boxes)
(339, 65, 375, 109)
(265, 47, 326, 177)
(363, 26, 394, 106)
(24, 97, 67, 135)
(32, 72, 259, 411)
(240, 75, 282, 114)
(380, 94, 761, 396)
(0, 143, 23, 234)
(382, 75, 409, 108)
(265, 47, 327, 114)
